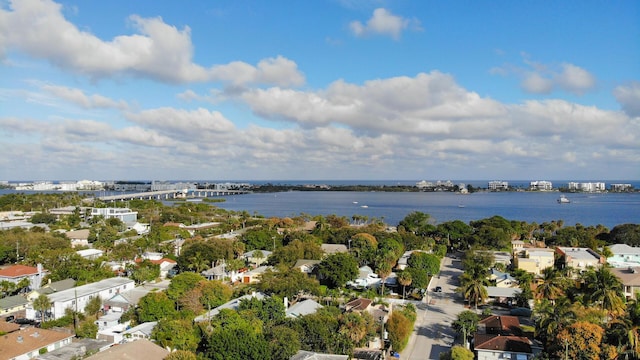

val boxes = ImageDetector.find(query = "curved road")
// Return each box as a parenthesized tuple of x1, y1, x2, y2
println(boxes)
(400, 254, 466, 360)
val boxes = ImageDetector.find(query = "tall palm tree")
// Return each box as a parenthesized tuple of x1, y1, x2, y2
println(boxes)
(376, 262, 392, 296)
(398, 271, 412, 301)
(33, 294, 51, 324)
(462, 277, 488, 311)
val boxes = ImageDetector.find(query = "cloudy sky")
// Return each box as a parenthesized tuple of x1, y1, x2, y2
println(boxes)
(1, 0, 638, 182)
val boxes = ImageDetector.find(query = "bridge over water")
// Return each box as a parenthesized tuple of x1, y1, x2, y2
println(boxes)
(97, 189, 251, 202)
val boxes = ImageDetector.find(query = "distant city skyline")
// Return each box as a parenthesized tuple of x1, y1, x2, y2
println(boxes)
(1, 0, 639, 181)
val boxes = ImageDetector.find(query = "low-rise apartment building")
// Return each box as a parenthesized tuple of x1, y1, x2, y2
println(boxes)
(555, 247, 604, 273)
(27, 277, 134, 320)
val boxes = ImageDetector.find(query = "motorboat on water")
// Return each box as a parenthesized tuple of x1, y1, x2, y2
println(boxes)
(557, 195, 570, 204)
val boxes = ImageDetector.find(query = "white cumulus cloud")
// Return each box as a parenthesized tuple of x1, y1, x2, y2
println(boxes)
(349, 8, 420, 40)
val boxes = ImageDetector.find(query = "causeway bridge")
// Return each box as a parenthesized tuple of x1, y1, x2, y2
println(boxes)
(97, 189, 251, 202)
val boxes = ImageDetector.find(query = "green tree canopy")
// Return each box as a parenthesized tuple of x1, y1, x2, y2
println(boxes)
(318, 252, 359, 288)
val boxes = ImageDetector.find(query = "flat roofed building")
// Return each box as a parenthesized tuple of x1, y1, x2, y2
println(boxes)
(514, 248, 555, 276)
(556, 247, 604, 273)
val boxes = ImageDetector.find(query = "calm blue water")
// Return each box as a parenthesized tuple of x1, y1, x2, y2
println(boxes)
(214, 191, 640, 230)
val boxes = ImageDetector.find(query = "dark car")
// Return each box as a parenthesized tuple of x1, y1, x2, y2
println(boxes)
(4, 315, 15, 322)
(434, 286, 442, 293)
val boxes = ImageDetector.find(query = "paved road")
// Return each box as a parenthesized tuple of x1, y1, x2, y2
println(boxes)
(400, 255, 466, 360)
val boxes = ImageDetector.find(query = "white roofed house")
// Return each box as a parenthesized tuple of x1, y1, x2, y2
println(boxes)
(242, 250, 272, 267)
(27, 277, 135, 320)
(607, 244, 640, 268)
(555, 247, 604, 275)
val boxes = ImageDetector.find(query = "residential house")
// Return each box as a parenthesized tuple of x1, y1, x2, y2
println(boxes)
(135, 256, 176, 279)
(286, 299, 323, 318)
(194, 292, 266, 322)
(242, 250, 272, 267)
(38, 338, 111, 360)
(511, 240, 525, 253)
(293, 259, 321, 275)
(607, 244, 640, 268)
(122, 321, 157, 343)
(344, 298, 373, 313)
(290, 350, 349, 360)
(473, 315, 541, 360)
(0, 264, 47, 290)
(77, 249, 104, 260)
(241, 265, 271, 284)
(95, 312, 122, 331)
(489, 269, 518, 288)
(555, 247, 604, 273)
(0, 327, 74, 360)
(103, 285, 154, 313)
(202, 262, 230, 282)
(486, 286, 522, 305)
(27, 279, 77, 304)
(611, 266, 640, 300)
(64, 229, 91, 248)
(0, 295, 29, 316)
(346, 266, 381, 289)
(514, 248, 555, 276)
(291, 350, 348, 360)
(86, 339, 169, 360)
(27, 277, 135, 320)
(320, 244, 348, 257)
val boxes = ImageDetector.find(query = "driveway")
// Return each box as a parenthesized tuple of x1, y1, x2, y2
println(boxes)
(400, 254, 466, 360)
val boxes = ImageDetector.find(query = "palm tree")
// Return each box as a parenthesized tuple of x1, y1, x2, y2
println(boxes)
(462, 277, 488, 311)
(187, 251, 209, 273)
(535, 267, 566, 304)
(376, 262, 392, 296)
(398, 271, 412, 301)
(582, 267, 626, 318)
(33, 294, 51, 324)
(534, 298, 575, 346)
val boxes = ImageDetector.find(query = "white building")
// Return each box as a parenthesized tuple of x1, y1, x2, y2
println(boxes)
(91, 208, 138, 225)
(529, 180, 553, 191)
(27, 277, 135, 320)
(488, 181, 509, 191)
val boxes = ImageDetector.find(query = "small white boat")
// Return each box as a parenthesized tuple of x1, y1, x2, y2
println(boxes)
(557, 195, 570, 204)
(360, 205, 368, 208)
(353, 201, 358, 204)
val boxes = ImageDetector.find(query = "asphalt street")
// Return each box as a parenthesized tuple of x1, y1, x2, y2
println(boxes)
(400, 255, 466, 360)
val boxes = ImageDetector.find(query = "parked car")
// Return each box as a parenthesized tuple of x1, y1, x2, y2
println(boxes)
(510, 307, 532, 317)
(434, 286, 442, 293)
(4, 315, 15, 322)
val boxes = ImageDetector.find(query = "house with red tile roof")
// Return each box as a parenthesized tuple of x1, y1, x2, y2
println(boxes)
(0, 264, 47, 290)
(473, 315, 542, 360)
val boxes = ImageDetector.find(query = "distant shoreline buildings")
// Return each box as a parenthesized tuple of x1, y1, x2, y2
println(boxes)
(0, 179, 635, 193)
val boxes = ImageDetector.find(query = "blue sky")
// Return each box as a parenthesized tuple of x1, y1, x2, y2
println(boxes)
(1, 0, 639, 181)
